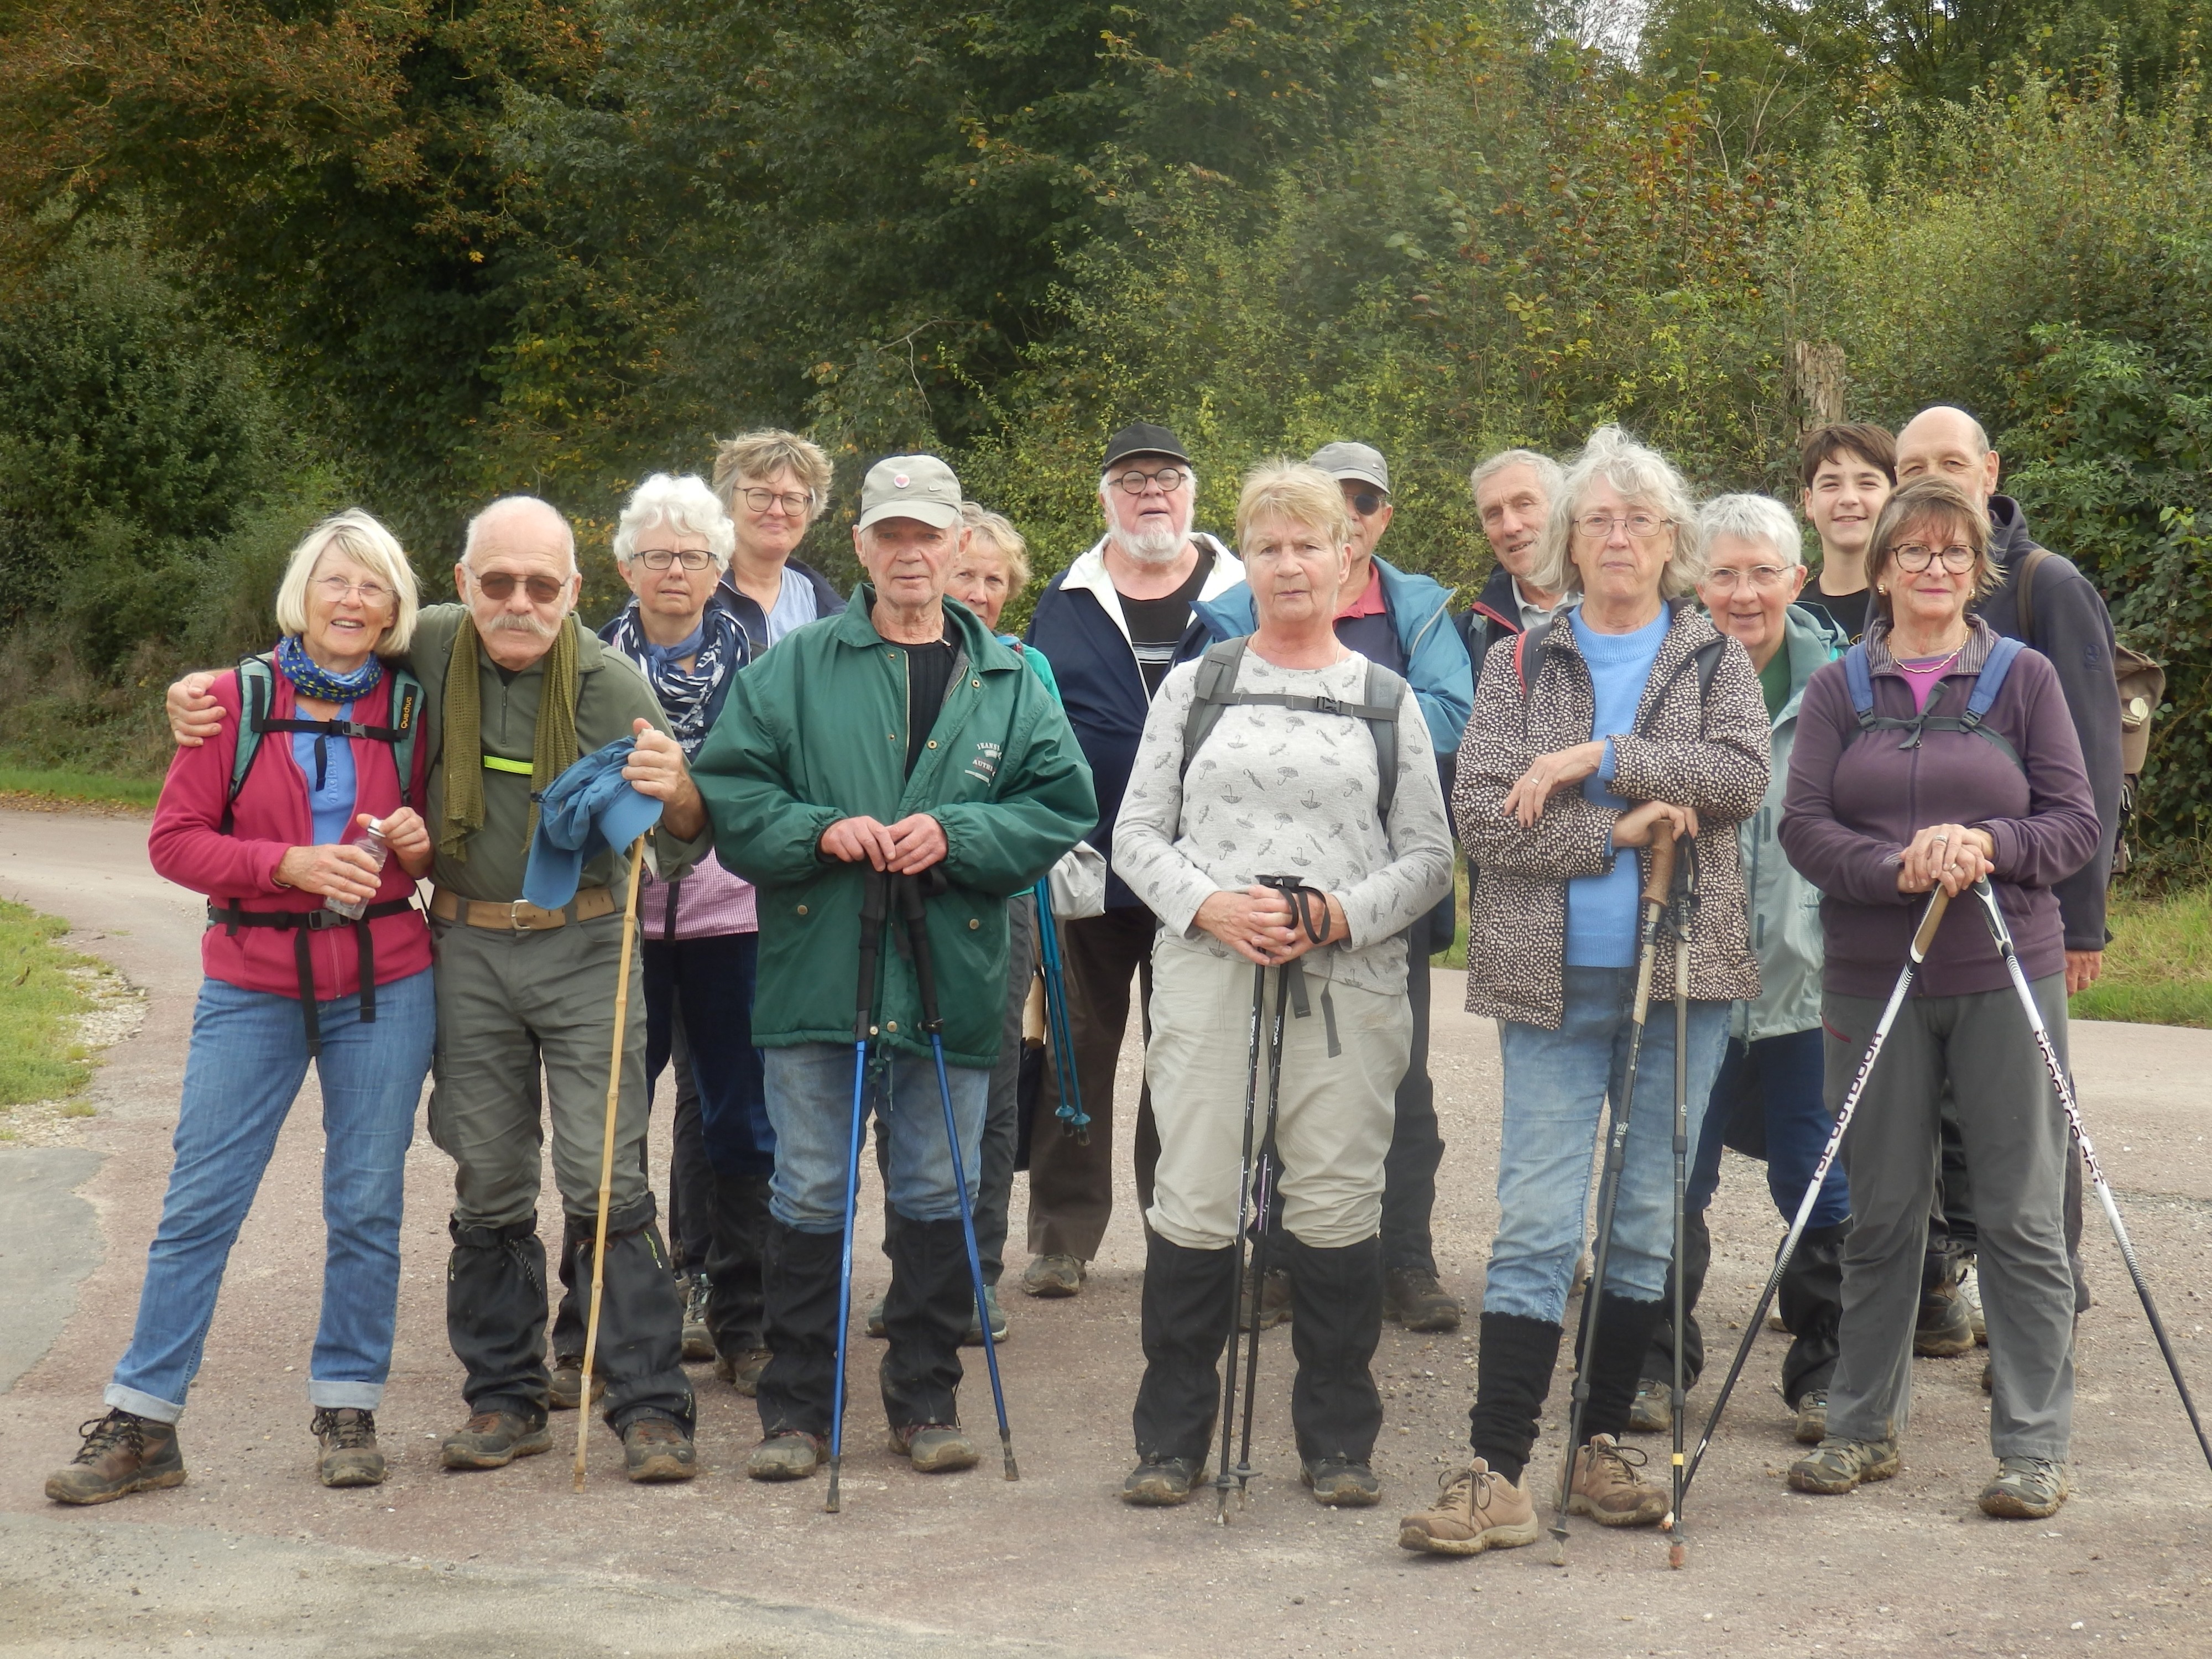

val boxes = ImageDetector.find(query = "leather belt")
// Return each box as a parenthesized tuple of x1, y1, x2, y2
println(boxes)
(430, 885, 615, 930)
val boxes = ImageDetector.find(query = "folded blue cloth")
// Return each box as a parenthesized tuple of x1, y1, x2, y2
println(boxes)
(522, 736, 666, 910)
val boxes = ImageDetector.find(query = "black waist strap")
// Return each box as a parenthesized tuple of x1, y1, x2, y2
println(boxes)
(206, 898, 416, 1056)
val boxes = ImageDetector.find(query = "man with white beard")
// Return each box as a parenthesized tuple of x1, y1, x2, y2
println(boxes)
(1019, 423, 1245, 1299)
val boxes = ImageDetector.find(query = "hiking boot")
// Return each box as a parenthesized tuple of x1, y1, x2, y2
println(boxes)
(962, 1284, 1009, 1347)
(681, 1274, 715, 1362)
(547, 1355, 606, 1412)
(1978, 1456, 2068, 1519)
(1021, 1253, 1085, 1298)
(622, 1416, 697, 1483)
(311, 1408, 384, 1488)
(714, 1347, 772, 1397)
(887, 1423, 979, 1473)
(1981, 1358, 1994, 1394)
(1787, 1437, 1899, 1495)
(439, 1410, 552, 1470)
(1914, 1279, 1975, 1357)
(1567, 1434, 1670, 1526)
(1121, 1455, 1202, 1506)
(1793, 1389, 1830, 1446)
(1960, 1262, 1987, 1345)
(1626, 1379, 1671, 1434)
(747, 1431, 825, 1481)
(1239, 1262, 1292, 1332)
(1382, 1265, 1463, 1333)
(1302, 1458, 1381, 1507)
(1396, 1459, 1540, 1556)
(865, 1295, 888, 1338)
(45, 1410, 185, 1505)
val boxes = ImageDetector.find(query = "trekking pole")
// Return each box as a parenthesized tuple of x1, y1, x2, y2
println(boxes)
(895, 873, 1019, 1481)
(1031, 879, 1091, 1141)
(1232, 957, 1296, 1508)
(826, 868, 892, 1514)
(1550, 828, 1677, 1566)
(1664, 841, 1699, 1568)
(1215, 959, 1270, 1523)
(1675, 885, 1954, 1521)
(1966, 875, 2212, 1478)
(574, 835, 648, 1492)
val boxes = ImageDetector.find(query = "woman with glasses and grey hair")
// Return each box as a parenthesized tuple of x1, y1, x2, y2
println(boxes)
(1399, 426, 1768, 1558)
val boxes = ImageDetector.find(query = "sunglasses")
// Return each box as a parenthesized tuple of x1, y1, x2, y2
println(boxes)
(474, 570, 568, 603)
(1349, 491, 1388, 517)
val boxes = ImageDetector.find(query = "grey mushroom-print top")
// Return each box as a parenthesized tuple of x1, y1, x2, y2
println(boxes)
(1113, 649, 1455, 994)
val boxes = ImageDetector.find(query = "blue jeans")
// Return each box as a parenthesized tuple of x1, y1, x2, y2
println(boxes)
(108, 971, 435, 1421)
(1690, 1027, 1850, 1228)
(762, 1042, 989, 1233)
(1484, 967, 1729, 1323)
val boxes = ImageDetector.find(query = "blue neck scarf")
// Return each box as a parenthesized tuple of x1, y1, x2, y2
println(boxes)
(276, 634, 384, 703)
(602, 601, 746, 758)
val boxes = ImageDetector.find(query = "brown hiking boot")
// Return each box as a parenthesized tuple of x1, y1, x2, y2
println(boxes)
(1914, 1279, 1975, 1357)
(680, 1275, 716, 1362)
(714, 1347, 773, 1397)
(747, 1430, 826, 1481)
(1396, 1459, 1540, 1555)
(440, 1410, 552, 1470)
(45, 1410, 185, 1505)
(1020, 1253, 1085, 1298)
(1787, 1436, 1900, 1494)
(622, 1416, 697, 1483)
(547, 1355, 606, 1412)
(1567, 1434, 1670, 1526)
(311, 1408, 385, 1488)
(1382, 1265, 1463, 1333)
(1239, 1262, 1292, 1332)
(888, 1423, 979, 1473)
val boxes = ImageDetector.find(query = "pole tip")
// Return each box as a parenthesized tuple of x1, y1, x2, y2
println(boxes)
(571, 1470, 585, 1494)
(1668, 1542, 1686, 1569)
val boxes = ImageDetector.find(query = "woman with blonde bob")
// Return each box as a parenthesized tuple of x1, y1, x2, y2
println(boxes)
(1113, 461, 1454, 1508)
(48, 511, 436, 1505)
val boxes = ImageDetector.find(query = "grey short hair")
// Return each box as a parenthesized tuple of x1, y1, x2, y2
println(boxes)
(464, 495, 577, 574)
(273, 509, 420, 656)
(1469, 447, 1564, 504)
(1527, 426, 1702, 601)
(1696, 493, 1804, 568)
(613, 473, 735, 569)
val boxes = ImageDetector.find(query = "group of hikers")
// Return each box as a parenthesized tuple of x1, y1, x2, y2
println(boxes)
(41, 403, 2143, 1557)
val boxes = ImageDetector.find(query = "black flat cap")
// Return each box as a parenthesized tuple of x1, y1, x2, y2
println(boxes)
(1102, 422, 1190, 471)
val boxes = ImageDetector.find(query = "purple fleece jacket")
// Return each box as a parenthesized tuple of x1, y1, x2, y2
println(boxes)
(1779, 619, 2100, 1000)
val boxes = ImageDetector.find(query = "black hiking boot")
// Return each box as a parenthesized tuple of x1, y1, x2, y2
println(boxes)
(681, 1273, 716, 1363)
(45, 1410, 185, 1505)
(1122, 1455, 1203, 1506)
(1381, 1265, 1463, 1333)
(311, 1408, 385, 1488)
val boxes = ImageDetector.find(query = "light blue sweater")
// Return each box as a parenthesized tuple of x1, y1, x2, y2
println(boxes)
(1566, 607, 1668, 968)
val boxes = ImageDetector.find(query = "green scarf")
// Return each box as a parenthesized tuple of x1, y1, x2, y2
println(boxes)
(439, 613, 582, 861)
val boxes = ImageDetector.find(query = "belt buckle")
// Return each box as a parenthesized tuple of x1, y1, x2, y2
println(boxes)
(508, 899, 543, 932)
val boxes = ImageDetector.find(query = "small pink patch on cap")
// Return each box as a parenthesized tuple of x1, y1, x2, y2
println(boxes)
(893, 473, 910, 488)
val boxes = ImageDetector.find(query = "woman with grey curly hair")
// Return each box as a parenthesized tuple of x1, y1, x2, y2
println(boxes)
(1399, 426, 1769, 1558)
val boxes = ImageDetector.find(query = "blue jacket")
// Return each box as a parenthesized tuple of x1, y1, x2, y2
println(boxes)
(716, 555, 847, 654)
(1191, 554, 1473, 758)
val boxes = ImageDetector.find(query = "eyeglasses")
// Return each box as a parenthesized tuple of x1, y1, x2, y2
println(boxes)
(473, 570, 569, 603)
(315, 576, 394, 607)
(1702, 565, 1793, 592)
(737, 487, 813, 515)
(1891, 542, 1979, 573)
(1349, 491, 1388, 517)
(1110, 466, 1186, 495)
(632, 548, 716, 571)
(1575, 511, 1673, 541)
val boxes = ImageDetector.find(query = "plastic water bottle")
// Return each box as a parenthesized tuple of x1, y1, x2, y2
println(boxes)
(326, 818, 389, 921)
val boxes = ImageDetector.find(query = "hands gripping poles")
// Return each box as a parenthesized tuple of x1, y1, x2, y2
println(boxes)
(825, 868, 892, 1514)
(1664, 841, 1699, 1570)
(1549, 831, 1678, 1566)
(896, 873, 1019, 1484)
(1672, 885, 1955, 1530)
(1966, 877, 2212, 1479)
(1031, 879, 1091, 1142)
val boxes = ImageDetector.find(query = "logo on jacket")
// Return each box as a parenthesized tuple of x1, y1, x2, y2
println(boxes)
(966, 739, 1003, 783)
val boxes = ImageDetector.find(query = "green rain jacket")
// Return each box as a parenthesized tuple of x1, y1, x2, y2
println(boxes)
(691, 588, 1097, 1069)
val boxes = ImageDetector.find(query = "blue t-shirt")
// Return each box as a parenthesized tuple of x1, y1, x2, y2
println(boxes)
(292, 698, 358, 846)
(764, 566, 820, 644)
(1565, 607, 1669, 968)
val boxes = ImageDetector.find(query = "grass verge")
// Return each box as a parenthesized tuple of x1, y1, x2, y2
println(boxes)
(0, 899, 107, 1115)
(0, 765, 163, 810)
(2071, 883, 2211, 1029)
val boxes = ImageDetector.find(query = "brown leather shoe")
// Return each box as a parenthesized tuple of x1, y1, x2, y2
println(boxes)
(45, 1411, 186, 1506)
(622, 1416, 697, 1483)
(311, 1408, 386, 1488)
(1567, 1434, 1670, 1527)
(1396, 1459, 1539, 1555)
(1382, 1266, 1463, 1333)
(440, 1410, 552, 1470)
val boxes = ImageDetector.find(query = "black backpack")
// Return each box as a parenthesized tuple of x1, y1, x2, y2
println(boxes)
(1178, 635, 1409, 821)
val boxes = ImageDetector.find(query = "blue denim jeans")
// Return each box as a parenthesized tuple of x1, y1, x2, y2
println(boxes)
(1484, 967, 1729, 1323)
(762, 1042, 989, 1233)
(1690, 1027, 1851, 1229)
(107, 971, 435, 1421)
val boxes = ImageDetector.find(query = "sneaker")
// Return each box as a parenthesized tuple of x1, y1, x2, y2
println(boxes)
(547, 1356, 606, 1412)
(310, 1408, 385, 1488)
(1960, 1262, 1987, 1345)
(1021, 1253, 1085, 1298)
(1792, 1389, 1829, 1446)
(1914, 1279, 1975, 1357)
(962, 1284, 1010, 1347)
(747, 1430, 826, 1481)
(888, 1423, 979, 1473)
(440, 1410, 552, 1470)
(1302, 1458, 1381, 1506)
(1978, 1455, 2068, 1519)
(1382, 1265, 1463, 1333)
(713, 1347, 772, 1397)
(1567, 1434, 1670, 1526)
(622, 1416, 697, 1483)
(1239, 1262, 1292, 1332)
(45, 1410, 185, 1505)
(1626, 1379, 1671, 1434)
(1787, 1436, 1900, 1494)
(1396, 1459, 1540, 1555)
(1122, 1455, 1203, 1506)
(681, 1275, 715, 1362)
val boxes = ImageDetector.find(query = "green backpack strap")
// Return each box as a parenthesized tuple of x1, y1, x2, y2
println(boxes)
(220, 656, 425, 833)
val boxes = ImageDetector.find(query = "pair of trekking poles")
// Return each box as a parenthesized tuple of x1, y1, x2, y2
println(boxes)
(1573, 831, 2212, 1566)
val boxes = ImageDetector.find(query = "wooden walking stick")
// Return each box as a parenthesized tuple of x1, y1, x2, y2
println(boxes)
(574, 834, 648, 1491)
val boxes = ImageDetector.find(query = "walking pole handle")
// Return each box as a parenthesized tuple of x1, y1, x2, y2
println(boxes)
(1642, 828, 1679, 907)
(1910, 884, 1953, 961)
